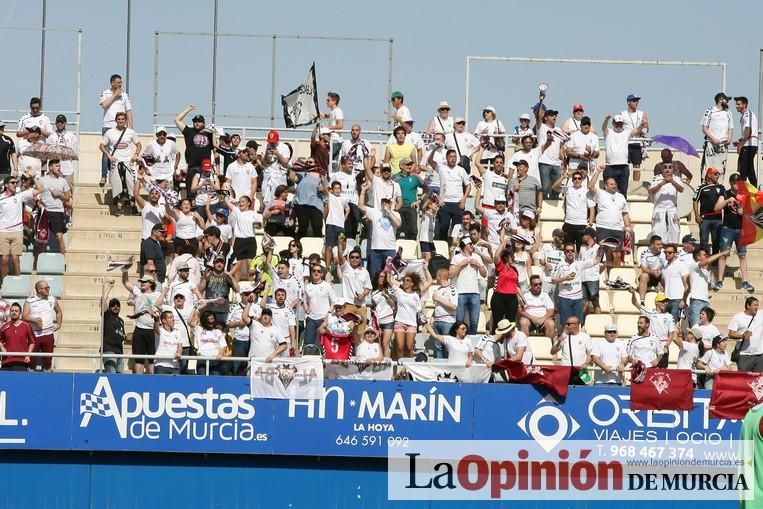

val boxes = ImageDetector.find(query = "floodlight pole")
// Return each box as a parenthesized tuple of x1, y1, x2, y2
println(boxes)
(126, 0, 132, 91)
(211, 0, 219, 124)
(40, 0, 47, 101)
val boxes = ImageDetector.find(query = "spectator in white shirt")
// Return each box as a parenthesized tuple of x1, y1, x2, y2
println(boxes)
(578, 228, 602, 315)
(428, 149, 471, 241)
(627, 315, 663, 367)
(320, 92, 344, 160)
(0, 176, 41, 277)
(47, 114, 79, 184)
(142, 126, 179, 183)
(592, 324, 628, 385)
(685, 246, 729, 327)
(387, 91, 412, 128)
(588, 166, 632, 266)
(727, 296, 763, 373)
(153, 311, 184, 375)
(474, 106, 505, 167)
(700, 92, 734, 176)
(550, 242, 600, 331)
(696, 335, 731, 389)
(426, 100, 455, 134)
(424, 320, 474, 366)
(99, 111, 141, 216)
(336, 238, 372, 342)
(389, 269, 432, 359)
(565, 116, 599, 175)
(649, 164, 684, 244)
(551, 316, 592, 379)
(303, 264, 339, 347)
(602, 113, 640, 196)
(734, 96, 759, 186)
(226, 146, 257, 204)
(358, 182, 402, 278)
(430, 268, 458, 359)
(99, 75, 133, 185)
(660, 245, 689, 323)
(637, 235, 665, 304)
(518, 275, 555, 338)
(674, 326, 701, 386)
(552, 169, 595, 250)
(450, 237, 487, 334)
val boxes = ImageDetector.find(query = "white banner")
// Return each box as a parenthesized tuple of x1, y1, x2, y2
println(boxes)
(402, 362, 492, 383)
(324, 361, 394, 381)
(250, 358, 324, 399)
(281, 63, 320, 128)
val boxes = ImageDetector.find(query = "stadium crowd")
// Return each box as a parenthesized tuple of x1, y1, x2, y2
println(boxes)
(0, 73, 762, 387)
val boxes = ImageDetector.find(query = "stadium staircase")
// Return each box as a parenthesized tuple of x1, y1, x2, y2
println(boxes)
(20, 132, 759, 373)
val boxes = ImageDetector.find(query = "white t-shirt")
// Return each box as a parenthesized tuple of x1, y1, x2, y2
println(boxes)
(592, 338, 627, 370)
(395, 105, 412, 124)
(102, 127, 139, 163)
(445, 132, 480, 159)
(143, 139, 178, 181)
(686, 260, 711, 302)
(326, 193, 349, 228)
(328, 107, 344, 143)
(169, 305, 194, 347)
(166, 280, 198, 308)
(227, 303, 259, 342)
(261, 165, 288, 206)
(677, 341, 700, 375)
(558, 332, 592, 366)
(474, 119, 505, 160)
(432, 285, 458, 323)
(131, 287, 160, 330)
(578, 244, 600, 282)
(728, 311, 763, 356)
(507, 330, 533, 364)
(567, 131, 599, 169)
(333, 171, 358, 205)
(604, 128, 631, 165)
(304, 281, 338, 320)
(371, 175, 401, 210)
(141, 202, 164, 240)
(639, 306, 676, 346)
(696, 323, 721, 350)
(561, 183, 594, 226)
(481, 171, 509, 207)
(249, 321, 287, 358)
(522, 290, 554, 318)
(100, 89, 132, 128)
(661, 260, 687, 300)
(226, 161, 257, 200)
(155, 327, 183, 369)
(229, 207, 261, 239)
(621, 109, 645, 136)
(483, 208, 516, 246)
(700, 349, 730, 372)
(340, 261, 372, 307)
(701, 106, 733, 143)
(365, 207, 399, 250)
(0, 190, 33, 233)
(371, 289, 395, 324)
(537, 124, 562, 166)
(437, 163, 470, 203)
(46, 130, 79, 176)
(450, 252, 484, 294)
(552, 259, 596, 299)
(627, 333, 663, 364)
(271, 305, 296, 344)
(392, 287, 420, 327)
(431, 115, 455, 134)
(475, 335, 504, 364)
(194, 326, 227, 357)
(443, 336, 473, 365)
(509, 148, 541, 182)
(740, 110, 759, 147)
(340, 139, 373, 173)
(25, 294, 57, 336)
(592, 188, 629, 230)
(640, 249, 666, 272)
(356, 341, 382, 361)
(418, 210, 436, 243)
(17, 113, 52, 136)
(650, 175, 682, 213)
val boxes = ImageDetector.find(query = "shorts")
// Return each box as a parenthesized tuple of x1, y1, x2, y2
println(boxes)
(646, 274, 661, 288)
(233, 237, 257, 260)
(325, 224, 343, 247)
(394, 322, 417, 333)
(419, 241, 435, 254)
(131, 327, 156, 364)
(628, 143, 643, 166)
(0, 232, 24, 256)
(46, 211, 68, 235)
(378, 321, 394, 331)
(720, 226, 746, 255)
(595, 227, 624, 250)
(582, 281, 599, 303)
(528, 320, 548, 335)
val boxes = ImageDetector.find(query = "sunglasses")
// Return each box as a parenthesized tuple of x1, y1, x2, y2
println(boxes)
(565, 322, 578, 326)
(531, 283, 541, 287)
(564, 249, 576, 253)
(572, 176, 583, 181)
(349, 255, 360, 259)
(605, 330, 617, 334)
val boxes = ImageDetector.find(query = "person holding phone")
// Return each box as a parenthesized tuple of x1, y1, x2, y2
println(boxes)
(550, 242, 602, 330)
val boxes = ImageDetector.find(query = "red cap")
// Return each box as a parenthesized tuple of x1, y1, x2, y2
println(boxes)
(706, 167, 719, 176)
(201, 159, 213, 171)
(573, 104, 584, 112)
(267, 130, 279, 144)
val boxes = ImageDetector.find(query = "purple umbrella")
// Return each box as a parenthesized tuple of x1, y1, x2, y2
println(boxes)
(650, 135, 700, 158)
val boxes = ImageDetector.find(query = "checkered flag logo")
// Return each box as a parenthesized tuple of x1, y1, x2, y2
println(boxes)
(80, 392, 114, 417)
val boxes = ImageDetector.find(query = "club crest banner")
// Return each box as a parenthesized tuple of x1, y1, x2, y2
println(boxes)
(250, 358, 323, 399)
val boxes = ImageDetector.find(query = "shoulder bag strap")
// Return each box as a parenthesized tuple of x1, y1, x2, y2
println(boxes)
(110, 128, 127, 157)
(174, 306, 193, 346)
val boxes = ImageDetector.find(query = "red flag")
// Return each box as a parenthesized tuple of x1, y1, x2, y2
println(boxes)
(709, 371, 763, 420)
(493, 360, 572, 398)
(630, 368, 694, 411)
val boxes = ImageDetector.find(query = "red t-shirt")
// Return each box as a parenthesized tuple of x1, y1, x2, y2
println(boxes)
(494, 261, 519, 295)
(320, 332, 353, 360)
(0, 321, 35, 366)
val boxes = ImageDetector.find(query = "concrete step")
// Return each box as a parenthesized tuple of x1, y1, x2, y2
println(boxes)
(63, 275, 135, 299)
(60, 300, 137, 328)
(72, 184, 112, 206)
(71, 208, 141, 231)
(67, 230, 143, 253)
(63, 252, 141, 275)
(52, 346, 101, 373)
(58, 320, 103, 347)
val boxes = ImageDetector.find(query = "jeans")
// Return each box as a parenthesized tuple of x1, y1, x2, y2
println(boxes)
(155, 365, 178, 375)
(699, 218, 722, 254)
(196, 360, 230, 376)
(431, 320, 453, 358)
(303, 316, 324, 346)
(398, 205, 418, 239)
(101, 127, 110, 178)
(368, 249, 395, 279)
(103, 355, 124, 374)
(557, 297, 584, 329)
(437, 202, 464, 241)
(687, 299, 708, 328)
(232, 339, 250, 375)
(456, 293, 481, 335)
(603, 164, 630, 196)
(665, 299, 682, 324)
(539, 162, 561, 199)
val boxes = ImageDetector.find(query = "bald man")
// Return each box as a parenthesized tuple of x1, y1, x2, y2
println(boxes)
(653, 149, 693, 182)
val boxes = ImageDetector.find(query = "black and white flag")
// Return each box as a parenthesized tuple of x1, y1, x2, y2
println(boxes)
(281, 63, 320, 128)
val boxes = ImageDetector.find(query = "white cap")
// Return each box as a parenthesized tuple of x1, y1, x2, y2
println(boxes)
(519, 113, 531, 121)
(155, 126, 167, 135)
(437, 100, 450, 110)
(613, 114, 625, 123)
(319, 127, 331, 136)
(453, 117, 466, 125)
(521, 209, 536, 220)
(483, 105, 496, 113)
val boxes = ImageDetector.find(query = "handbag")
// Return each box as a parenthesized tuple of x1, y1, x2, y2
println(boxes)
(494, 121, 506, 152)
(452, 132, 471, 172)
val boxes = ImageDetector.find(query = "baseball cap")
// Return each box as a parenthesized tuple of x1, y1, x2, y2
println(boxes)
(712, 335, 726, 348)
(626, 94, 641, 102)
(191, 114, 205, 123)
(572, 104, 585, 112)
(513, 159, 529, 167)
(215, 208, 229, 217)
(400, 157, 413, 166)
(319, 127, 331, 137)
(519, 113, 532, 121)
(239, 282, 254, 293)
(246, 139, 259, 150)
(543, 109, 559, 117)
(483, 105, 496, 113)
(612, 114, 625, 123)
(390, 91, 404, 100)
(155, 125, 167, 135)
(334, 298, 347, 307)
(714, 92, 732, 103)
(177, 262, 190, 271)
(521, 210, 535, 221)
(138, 274, 154, 283)
(495, 319, 516, 335)
(437, 100, 450, 110)
(55, 114, 67, 123)
(200, 159, 213, 171)
(0, 123, 5, 129)
(151, 223, 166, 233)
(682, 234, 699, 244)
(453, 117, 466, 125)
(689, 325, 703, 339)
(706, 167, 720, 176)
(604, 324, 617, 332)
(267, 130, 279, 144)
(654, 292, 668, 303)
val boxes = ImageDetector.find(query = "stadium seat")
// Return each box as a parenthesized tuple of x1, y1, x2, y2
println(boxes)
(597, 291, 611, 313)
(434, 240, 450, 258)
(617, 314, 639, 337)
(395, 239, 419, 260)
(477, 310, 489, 334)
(19, 252, 33, 275)
(529, 336, 554, 361)
(40, 276, 63, 299)
(583, 314, 611, 337)
(628, 202, 654, 224)
(539, 221, 563, 242)
(464, 196, 476, 213)
(414, 333, 428, 352)
(542, 200, 564, 221)
(632, 224, 654, 245)
(611, 291, 638, 314)
(1, 276, 31, 298)
(301, 237, 324, 258)
(272, 236, 292, 255)
(36, 253, 66, 275)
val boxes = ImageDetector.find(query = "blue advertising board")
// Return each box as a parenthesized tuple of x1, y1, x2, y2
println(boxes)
(0, 373, 742, 457)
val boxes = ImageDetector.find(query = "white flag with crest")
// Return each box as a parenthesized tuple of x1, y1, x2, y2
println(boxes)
(281, 63, 320, 128)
